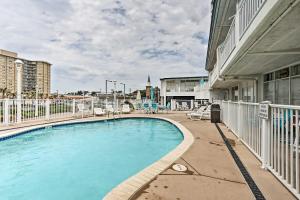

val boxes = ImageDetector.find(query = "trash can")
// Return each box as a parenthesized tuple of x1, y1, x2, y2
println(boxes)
(211, 104, 221, 123)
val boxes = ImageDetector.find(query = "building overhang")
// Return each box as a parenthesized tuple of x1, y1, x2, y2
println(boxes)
(205, 0, 237, 71)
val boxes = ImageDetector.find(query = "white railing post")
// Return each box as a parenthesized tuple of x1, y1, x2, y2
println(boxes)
(238, 101, 242, 139)
(17, 99, 22, 123)
(4, 99, 10, 125)
(191, 100, 194, 110)
(235, 3, 240, 43)
(259, 101, 271, 169)
(72, 99, 76, 116)
(35, 99, 39, 117)
(91, 98, 94, 115)
(45, 99, 50, 120)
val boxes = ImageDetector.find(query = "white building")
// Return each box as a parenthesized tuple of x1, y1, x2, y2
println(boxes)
(206, 0, 300, 105)
(160, 76, 210, 108)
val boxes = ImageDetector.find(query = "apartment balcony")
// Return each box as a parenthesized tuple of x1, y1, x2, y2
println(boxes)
(210, 0, 300, 88)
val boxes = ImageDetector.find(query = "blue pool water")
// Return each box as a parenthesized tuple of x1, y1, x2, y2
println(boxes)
(0, 118, 183, 200)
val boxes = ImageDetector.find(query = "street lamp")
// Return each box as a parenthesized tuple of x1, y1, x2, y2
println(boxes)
(120, 82, 126, 102)
(106, 80, 113, 108)
(15, 59, 23, 100)
(15, 59, 23, 123)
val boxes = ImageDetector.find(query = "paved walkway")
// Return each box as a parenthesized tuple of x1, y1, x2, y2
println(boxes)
(0, 112, 296, 200)
(131, 113, 296, 200)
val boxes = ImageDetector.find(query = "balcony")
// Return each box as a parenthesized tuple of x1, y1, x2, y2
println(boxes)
(210, 0, 268, 86)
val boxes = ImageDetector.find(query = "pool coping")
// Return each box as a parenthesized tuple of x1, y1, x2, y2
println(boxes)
(103, 116, 194, 200)
(0, 116, 194, 200)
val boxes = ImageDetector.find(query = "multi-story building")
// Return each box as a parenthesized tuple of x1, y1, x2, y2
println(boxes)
(160, 76, 210, 107)
(206, 0, 300, 105)
(0, 49, 51, 97)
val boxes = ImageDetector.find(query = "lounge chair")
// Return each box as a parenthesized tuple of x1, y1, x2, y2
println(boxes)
(122, 104, 131, 114)
(151, 103, 158, 113)
(143, 103, 150, 113)
(106, 105, 114, 113)
(182, 102, 189, 110)
(188, 105, 211, 120)
(77, 103, 90, 117)
(94, 108, 105, 116)
(186, 105, 206, 118)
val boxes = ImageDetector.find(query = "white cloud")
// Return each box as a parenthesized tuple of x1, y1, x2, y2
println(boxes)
(0, 0, 211, 93)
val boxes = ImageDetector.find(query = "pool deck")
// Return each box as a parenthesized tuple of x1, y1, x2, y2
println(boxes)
(0, 112, 296, 200)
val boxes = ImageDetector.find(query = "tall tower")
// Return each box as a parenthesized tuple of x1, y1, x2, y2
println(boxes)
(146, 75, 151, 100)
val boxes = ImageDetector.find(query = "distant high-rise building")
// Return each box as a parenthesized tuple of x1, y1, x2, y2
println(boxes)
(146, 75, 151, 99)
(0, 49, 51, 97)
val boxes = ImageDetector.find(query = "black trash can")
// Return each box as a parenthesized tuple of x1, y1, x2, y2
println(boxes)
(211, 104, 221, 123)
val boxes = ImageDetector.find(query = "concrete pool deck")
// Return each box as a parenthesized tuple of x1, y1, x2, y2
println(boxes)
(0, 112, 296, 200)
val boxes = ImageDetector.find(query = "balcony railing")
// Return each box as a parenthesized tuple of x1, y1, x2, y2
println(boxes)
(219, 18, 236, 69)
(218, 0, 266, 70)
(239, 0, 267, 38)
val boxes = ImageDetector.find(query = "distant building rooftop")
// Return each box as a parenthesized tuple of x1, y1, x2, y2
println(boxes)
(160, 76, 208, 80)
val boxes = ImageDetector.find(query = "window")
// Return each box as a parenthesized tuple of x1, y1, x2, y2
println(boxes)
(275, 68, 289, 79)
(166, 80, 178, 92)
(231, 86, 238, 101)
(275, 79, 289, 105)
(263, 65, 300, 105)
(264, 73, 274, 82)
(180, 80, 197, 92)
(291, 77, 300, 105)
(291, 65, 300, 76)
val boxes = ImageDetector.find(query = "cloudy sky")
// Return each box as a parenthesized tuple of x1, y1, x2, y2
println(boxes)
(0, 0, 211, 93)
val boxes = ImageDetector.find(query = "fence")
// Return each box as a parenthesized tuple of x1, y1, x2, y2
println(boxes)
(238, 0, 266, 38)
(0, 98, 95, 126)
(219, 18, 236, 69)
(221, 101, 299, 198)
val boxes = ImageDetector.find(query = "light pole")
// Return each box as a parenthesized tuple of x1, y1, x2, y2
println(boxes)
(15, 59, 23, 123)
(112, 81, 117, 112)
(106, 80, 113, 108)
(120, 82, 126, 102)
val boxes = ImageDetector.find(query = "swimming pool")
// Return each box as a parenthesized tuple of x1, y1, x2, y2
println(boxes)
(0, 118, 183, 200)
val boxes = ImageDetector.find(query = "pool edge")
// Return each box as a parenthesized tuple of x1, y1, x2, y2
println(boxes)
(103, 116, 194, 200)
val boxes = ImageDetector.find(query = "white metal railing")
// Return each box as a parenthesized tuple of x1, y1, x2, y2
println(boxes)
(269, 104, 300, 197)
(222, 101, 300, 198)
(0, 98, 95, 126)
(219, 18, 236, 69)
(238, 0, 266, 38)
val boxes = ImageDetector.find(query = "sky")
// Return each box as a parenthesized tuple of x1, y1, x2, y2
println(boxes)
(0, 0, 211, 93)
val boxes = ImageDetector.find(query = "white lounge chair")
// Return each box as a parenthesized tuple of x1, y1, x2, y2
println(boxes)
(187, 105, 206, 118)
(122, 104, 131, 114)
(106, 105, 114, 113)
(77, 103, 90, 117)
(188, 105, 211, 120)
(94, 108, 106, 116)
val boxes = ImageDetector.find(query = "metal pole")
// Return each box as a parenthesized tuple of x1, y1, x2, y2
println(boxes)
(120, 83, 126, 102)
(105, 80, 108, 108)
(113, 81, 117, 112)
(15, 60, 23, 123)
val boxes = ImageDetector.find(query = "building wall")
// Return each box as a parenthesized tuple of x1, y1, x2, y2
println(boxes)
(0, 49, 51, 97)
(160, 77, 210, 106)
(36, 61, 51, 97)
(0, 53, 17, 94)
